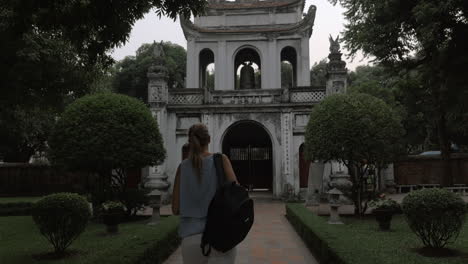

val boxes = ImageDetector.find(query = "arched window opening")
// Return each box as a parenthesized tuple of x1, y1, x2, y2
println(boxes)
(281, 46, 297, 88)
(199, 49, 215, 90)
(234, 48, 261, 90)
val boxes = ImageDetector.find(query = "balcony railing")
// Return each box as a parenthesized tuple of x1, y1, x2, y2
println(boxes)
(162, 87, 325, 105)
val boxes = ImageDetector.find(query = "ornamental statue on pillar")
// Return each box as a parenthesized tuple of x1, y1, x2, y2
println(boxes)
(148, 41, 169, 106)
(145, 42, 170, 225)
(326, 35, 348, 95)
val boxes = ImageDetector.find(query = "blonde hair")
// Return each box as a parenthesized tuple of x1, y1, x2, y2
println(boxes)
(188, 123, 210, 179)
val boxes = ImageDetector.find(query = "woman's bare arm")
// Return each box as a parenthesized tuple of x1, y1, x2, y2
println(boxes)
(222, 154, 239, 183)
(171, 165, 181, 215)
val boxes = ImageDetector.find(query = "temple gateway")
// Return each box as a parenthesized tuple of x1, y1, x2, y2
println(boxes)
(146, 0, 348, 197)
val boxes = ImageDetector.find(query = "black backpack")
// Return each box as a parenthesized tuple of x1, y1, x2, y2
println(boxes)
(200, 153, 254, 256)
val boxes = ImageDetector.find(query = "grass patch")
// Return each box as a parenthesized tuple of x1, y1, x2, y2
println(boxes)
(286, 203, 468, 264)
(0, 215, 180, 264)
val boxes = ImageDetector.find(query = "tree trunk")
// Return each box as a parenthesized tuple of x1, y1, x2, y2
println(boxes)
(434, 81, 452, 187)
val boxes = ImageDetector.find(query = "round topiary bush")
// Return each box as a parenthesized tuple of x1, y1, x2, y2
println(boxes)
(402, 188, 466, 248)
(32, 193, 91, 254)
(48, 93, 166, 172)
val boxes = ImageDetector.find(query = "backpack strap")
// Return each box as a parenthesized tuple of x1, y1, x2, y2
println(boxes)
(213, 153, 225, 188)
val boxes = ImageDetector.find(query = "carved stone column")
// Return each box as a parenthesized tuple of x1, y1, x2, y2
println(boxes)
(146, 43, 170, 225)
(326, 35, 348, 96)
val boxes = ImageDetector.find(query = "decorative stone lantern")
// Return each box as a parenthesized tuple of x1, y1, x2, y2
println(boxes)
(145, 174, 170, 225)
(328, 170, 353, 203)
(327, 188, 343, 225)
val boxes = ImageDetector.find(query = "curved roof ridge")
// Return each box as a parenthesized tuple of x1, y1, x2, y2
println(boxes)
(207, 0, 305, 10)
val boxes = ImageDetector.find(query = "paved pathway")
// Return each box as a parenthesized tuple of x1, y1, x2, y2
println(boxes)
(163, 199, 318, 264)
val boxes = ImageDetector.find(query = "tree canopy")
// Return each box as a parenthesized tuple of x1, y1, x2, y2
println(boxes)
(305, 93, 404, 215)
(0, 0, 205, 162)
(310, 59, 328, 87)
(48, 93, 166, 173)
(113, 41, 187, 102)
(330, 0, 468, 183)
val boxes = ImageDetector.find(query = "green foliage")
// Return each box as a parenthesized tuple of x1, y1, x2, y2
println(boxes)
(402, 189, 467, 248)
(0, 202, 34, 216)
(49, 93, 166, 172)
(113, 42, 187, 102)
(119, 188, 151, 217)
(281, 62, 294, 88)
(32, 193, 91, 254)
(0, 107, 56, 162)
(310, 59, 328, 87)
(305, 93, 404, 215)
(0, 0, 205, 161)
(305, 93, 404, 165)
(329, 0, 468, 180)
(0, 216, 181, 264)
(369, 198, 400, 211)
(286, 203, 468, 264)
(102, 201, 126, 213)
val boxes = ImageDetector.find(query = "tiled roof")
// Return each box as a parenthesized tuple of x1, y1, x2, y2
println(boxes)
(208, 0, 300, 10)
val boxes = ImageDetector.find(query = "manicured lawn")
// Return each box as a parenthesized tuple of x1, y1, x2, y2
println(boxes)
(287, 204, 468, 264)
(0, 196, 43, 203)
(0, 215, 180, 264)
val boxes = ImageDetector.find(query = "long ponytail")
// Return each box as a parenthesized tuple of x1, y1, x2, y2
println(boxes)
(188, 123, 210, 180)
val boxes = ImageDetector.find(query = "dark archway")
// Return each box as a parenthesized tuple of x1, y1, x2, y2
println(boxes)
(234, 47, 261, 90)
(299, 144, 310, 188)
(281, 46, 297, 88)
(222, 122, 272, 190)
(199, 49, 215, 90)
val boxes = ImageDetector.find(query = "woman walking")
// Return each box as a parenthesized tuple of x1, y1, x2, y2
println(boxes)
(172, 123, 238, 264)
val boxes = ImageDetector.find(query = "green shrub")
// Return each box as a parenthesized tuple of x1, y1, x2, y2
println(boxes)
(0, 202, 34, 216)
(32, 193, 91, 254)
(49, 93, 166, 208)
(120, 188, 150, 217)
(402, 188, 467, 248)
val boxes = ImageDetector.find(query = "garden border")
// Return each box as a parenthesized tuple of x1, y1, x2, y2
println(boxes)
(285, 203, 346, 264)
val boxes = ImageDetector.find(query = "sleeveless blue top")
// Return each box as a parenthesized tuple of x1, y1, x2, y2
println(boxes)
(179, 155, 218, 238)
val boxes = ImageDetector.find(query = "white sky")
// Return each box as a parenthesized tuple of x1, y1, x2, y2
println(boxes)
(110, 0, 369, 70)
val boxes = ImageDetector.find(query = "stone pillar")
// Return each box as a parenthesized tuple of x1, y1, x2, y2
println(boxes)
(326, 35, 348, 96)
(186, 38, 198, 88)
(281, 111, 295, 193)
(267, 35, 279, 89)
(216, 41, 227, 90)
(146, 43, 171, 224)
(299, 35, 311, 86)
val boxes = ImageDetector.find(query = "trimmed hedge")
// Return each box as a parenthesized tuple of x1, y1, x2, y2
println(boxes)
(0, 202, 34, 216)
(286, 203, 468, 264)
(0, 215, 181, 264)
(286, 203, 346, 264)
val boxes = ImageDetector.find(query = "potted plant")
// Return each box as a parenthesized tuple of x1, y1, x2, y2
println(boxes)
(369, 196, 400, 231)
(101, 201, 125, 234)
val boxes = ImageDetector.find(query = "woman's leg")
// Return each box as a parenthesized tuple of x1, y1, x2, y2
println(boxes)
(208, 247, 237, 264)
(181, 234, 208, 264)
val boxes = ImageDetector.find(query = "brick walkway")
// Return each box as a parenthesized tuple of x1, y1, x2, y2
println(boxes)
(163, 199, 318, 264)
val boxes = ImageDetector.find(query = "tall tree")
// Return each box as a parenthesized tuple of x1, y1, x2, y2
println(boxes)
(113, 42, 187, 102)
(0, 0, 206, 162)
(330, 0, 468, 185)
(310, 59, 328, 87)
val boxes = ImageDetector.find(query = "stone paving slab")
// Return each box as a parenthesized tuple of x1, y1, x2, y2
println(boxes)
(163, 200, 318, 264)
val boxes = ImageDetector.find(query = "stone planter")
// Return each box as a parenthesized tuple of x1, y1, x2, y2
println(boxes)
(373, 209, 394, 231)
(102, 212, 122, 234)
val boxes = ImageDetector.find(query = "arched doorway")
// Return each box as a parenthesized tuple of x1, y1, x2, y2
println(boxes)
(222, 121, 273, 190)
